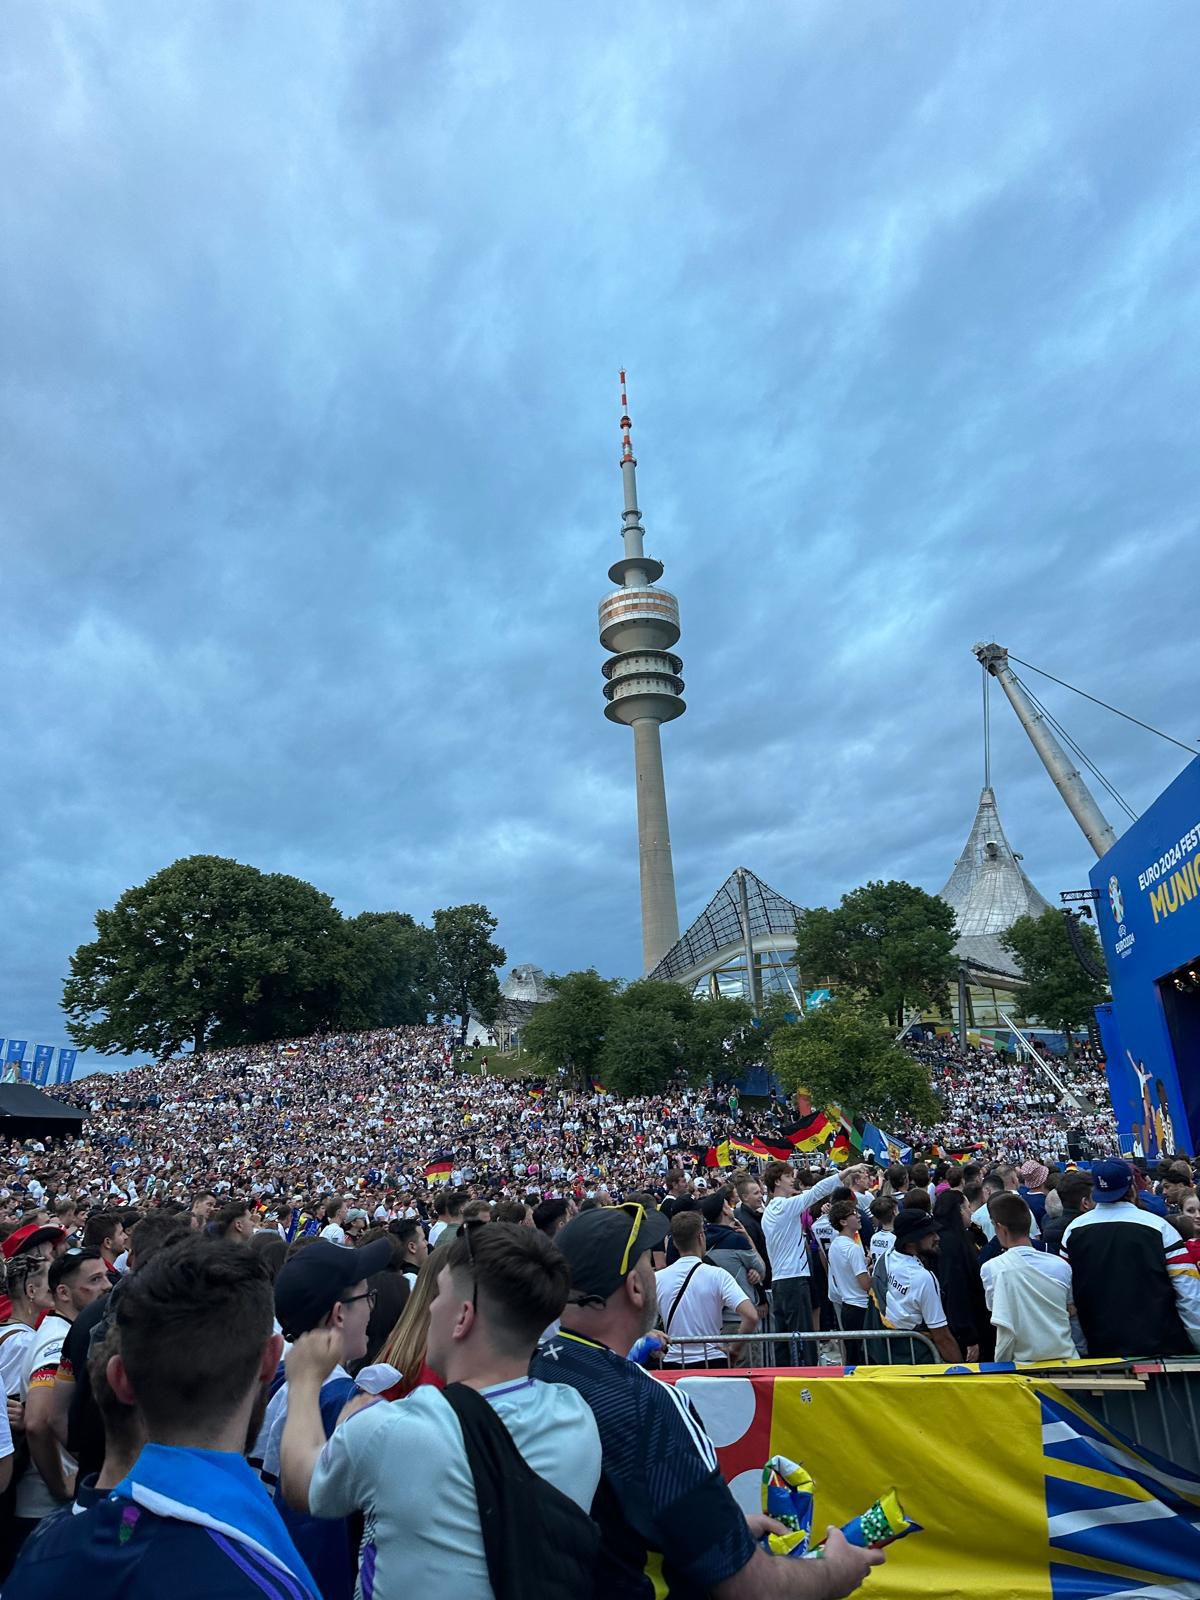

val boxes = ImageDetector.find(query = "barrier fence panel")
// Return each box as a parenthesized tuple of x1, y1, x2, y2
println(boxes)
(660, 1328, 942, 1368)
(654, 1367, 1200, 1600)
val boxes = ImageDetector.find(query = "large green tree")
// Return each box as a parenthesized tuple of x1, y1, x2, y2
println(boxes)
(520, 969, 620, 1086)
(62, 855, 347, 1057)
(770, 1000, 940, 1124)
(1000, 910, 1110, 1059)
(520, 971, 755, 1095)
(432, 903, 506, 1042)
(793, 879, 957, 1027)
(338, 912, 438, 1029)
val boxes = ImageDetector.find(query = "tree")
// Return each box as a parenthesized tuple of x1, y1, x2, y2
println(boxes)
(431, 904, 506, 1043)
(600, 980, 755, 1098)
(520, 969, 620, 1086)
(338, 912, 438, 1029)
(793, 879, 957, 1027)
(770, 1001, 940, 1125)
(1000, 910, 1109, 1059)
(62, 855, 346, 1058)
(521, 972, 755, 1096)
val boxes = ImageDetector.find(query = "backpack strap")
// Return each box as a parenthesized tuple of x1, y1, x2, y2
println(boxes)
(664, 1260, 705, 1335)
(442, 1382, 533, 1600)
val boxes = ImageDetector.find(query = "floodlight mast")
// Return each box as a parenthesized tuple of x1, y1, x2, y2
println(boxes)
(974, 642, 1118, 857)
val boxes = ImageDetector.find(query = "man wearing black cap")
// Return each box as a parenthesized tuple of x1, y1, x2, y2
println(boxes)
(533, 1204, 882, 1599)
(255, 1237, 392, 1600)
(876, 1209, 961, 1365)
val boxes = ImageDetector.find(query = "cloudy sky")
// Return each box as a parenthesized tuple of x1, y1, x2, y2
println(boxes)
(4, 3, 1198, 1071)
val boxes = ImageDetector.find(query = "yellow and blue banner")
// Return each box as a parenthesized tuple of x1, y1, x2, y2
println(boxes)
(662, 1369, 1200, 1598)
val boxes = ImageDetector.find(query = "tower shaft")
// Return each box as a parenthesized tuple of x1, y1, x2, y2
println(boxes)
(633, 717, 681, 970)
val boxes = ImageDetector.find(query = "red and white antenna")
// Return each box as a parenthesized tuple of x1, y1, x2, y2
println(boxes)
(619, 369, 635, 464)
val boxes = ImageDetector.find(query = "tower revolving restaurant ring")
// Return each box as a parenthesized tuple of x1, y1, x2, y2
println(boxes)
(598, 587, 681, 654)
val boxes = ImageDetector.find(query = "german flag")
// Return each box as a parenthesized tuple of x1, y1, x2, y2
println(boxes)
(424, 1159, 454, 1184)
(755, 1139, 796, 1162)
(529, 1087, 544, 1100)
(727, 1136, 759, 1159)
(782, 1111, 831, 1151)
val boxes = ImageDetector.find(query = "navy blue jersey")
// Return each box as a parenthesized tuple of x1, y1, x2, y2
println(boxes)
(6, 1493, 314, 1600)
(532, 1330, 754, 1599)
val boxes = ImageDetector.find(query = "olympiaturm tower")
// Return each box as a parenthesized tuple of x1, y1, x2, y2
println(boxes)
(599, 372, 685, 972)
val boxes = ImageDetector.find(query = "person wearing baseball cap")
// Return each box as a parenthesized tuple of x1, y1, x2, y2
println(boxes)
(0, 1225, 68, 1326)
(533, 1204, 882, 1599)
(1063, 1159, 1200, 1358)
(874, 1208, 962, 1366)
(254, 1237, 392, 1600)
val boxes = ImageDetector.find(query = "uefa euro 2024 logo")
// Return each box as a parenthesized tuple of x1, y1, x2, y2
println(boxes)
(1109, 874, 1125, 928)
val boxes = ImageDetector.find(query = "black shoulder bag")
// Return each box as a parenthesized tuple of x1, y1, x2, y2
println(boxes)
(442, 1381, 599, 1600)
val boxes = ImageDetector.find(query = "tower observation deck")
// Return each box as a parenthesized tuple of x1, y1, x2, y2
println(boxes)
(599, 373, 685, 972)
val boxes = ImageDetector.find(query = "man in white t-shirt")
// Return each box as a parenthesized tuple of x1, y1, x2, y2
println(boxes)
(980, 1193, 1078, 1363)
(826, 1201, 870, 1363)
(761, 1160, 843, 1342)
(656, 1211, 756, 1368)
(317, 1198, 348, 1245)
(878, 1210, 962, 1365)
(279, 1222, 601, 1600)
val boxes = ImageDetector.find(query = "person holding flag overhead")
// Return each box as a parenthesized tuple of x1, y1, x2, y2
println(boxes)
(762, 1160, 844, 1352)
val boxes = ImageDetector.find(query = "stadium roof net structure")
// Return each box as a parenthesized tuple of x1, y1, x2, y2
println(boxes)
(647, 867, 804, 1000)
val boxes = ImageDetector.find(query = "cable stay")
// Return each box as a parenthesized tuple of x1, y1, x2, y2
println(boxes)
(1006, 653, 1198, 759)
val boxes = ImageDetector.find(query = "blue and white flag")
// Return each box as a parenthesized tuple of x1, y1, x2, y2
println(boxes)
(56, 1048, 78, 1084)
(32, 1044, 54, 1086)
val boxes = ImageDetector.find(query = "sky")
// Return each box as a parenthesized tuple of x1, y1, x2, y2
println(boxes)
(4, 2, 1199, 1076)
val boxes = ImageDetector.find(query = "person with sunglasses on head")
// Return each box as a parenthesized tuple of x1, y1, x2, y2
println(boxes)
(533, 1203, 883, 1600)
(279, 1222, 601, 1599)
(252, 1235, 393, 1600)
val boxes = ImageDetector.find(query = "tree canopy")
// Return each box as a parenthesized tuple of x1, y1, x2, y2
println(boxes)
(770, 1000, 940, 1125)
(793, 879, 958, 1027)
(432, 903, 506, 1043)
(1000, 909, 1110, 1057)
(520, 969, 754, 1095)
(63, 855, 347, 1057)
(63, 856, 504, 1057)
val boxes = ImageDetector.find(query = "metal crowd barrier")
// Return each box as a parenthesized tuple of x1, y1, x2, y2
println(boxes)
(659, 1328, 941, 1366)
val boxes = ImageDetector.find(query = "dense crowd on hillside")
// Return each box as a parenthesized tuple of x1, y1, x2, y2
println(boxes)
(0, 1022, 1194, 1599)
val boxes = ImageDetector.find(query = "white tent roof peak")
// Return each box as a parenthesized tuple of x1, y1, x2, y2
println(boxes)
(939, 785, 1052, 939)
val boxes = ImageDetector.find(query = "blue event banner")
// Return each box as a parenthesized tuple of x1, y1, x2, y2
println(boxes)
(56, 1048, 78, 1085)
(32, 1044, 54, 1086)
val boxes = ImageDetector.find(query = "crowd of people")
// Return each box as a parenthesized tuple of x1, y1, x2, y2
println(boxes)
(902, 1034, 1119, 1162)
(0, 1022, 1191, 1597)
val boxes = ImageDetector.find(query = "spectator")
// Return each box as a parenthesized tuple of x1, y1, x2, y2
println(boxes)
(826, 1200, 870, 1364)
(981, 1194, 1078, 1363)
(4, 1236, 321, 1600)
(255, 1235, 393, 1599)
(0, 1253, 55, 1398)
(536, 1202, 883, 1598)
(72, 1323, 145, 1508)
(428, 1189, 467, 1245)
(873, 1209, 962, 1365)
(387, 1216, 429, 1281)
(1017, 1162, 1051, 1227)
(189, 1191, 216, 1230)
(761, 1160, 842, 1343)
(931, 1189, 988, 1363)
(1041, 1171, 1093, 1256)
(280, 1223, 602, 1597)
(15, 1249, 110, 1554)
(698, 1187, 764, 1307)
(215, 1201, 256, 1243)
(318, 1199, 349, 1246)
(533, 1198, 572, 1240)
(867, 1197, 897, 1268)
(659, 1169, 691, 1218)
(656, 1210, 755, 1369)
(1063, 1159, 1200, 1357)
(82, 1213, 129, 1281)
(53, 1213, 191, 1496)
(375, 1240, 454, 1399)
(732, 1172, 771, 1288)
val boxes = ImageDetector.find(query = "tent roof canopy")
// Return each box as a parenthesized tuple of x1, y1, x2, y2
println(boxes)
(0, 1082, 84, 1123)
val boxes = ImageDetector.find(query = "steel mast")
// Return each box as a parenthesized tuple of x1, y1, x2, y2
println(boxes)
(974, 642, 1118, 857)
